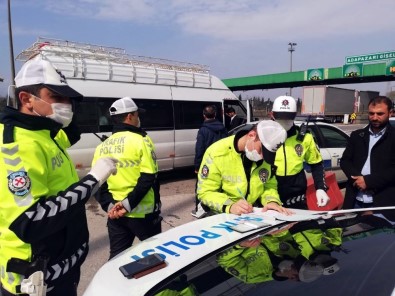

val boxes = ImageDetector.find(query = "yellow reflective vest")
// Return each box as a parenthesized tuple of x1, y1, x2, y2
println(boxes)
(275, 131, 322, 176)
(197, 135, 281, 213)
(0, 108, 95, 294)
(217, 244, 274, 284)
(92, 125, 160, 218)
(274, 127, 326, 200)
(292, 228, 343, 259)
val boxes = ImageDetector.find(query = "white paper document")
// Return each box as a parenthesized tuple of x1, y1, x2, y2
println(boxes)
(252, 208, 325, 222)
(249, 206, 395, 222)
(230, 219, 272, 233)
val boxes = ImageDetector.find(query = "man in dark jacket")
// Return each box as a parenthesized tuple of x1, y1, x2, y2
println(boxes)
(225, 107, 246, 131)
(192, 105, 227, 218)
(340, 96, 395, 222)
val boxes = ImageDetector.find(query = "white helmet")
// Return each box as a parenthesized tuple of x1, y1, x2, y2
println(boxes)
(272, 96, 297, 120)
(313, 254, 340, 276)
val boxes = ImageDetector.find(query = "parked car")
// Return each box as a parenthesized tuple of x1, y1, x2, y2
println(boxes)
(84, 208, 395, 296)
(390, 117, 395, 128)
(228, 121, 349, 185)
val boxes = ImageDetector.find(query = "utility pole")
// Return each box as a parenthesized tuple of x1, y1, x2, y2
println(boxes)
(8, 0, 16, 107)
(288, 42, 297, 97)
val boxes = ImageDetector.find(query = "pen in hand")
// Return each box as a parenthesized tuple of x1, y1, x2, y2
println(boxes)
(237, 187, 245, 200)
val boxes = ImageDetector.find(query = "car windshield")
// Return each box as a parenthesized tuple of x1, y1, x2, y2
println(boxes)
(151, 212, 395, 296)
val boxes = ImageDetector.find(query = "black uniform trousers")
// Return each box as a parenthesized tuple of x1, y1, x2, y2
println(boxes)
(107, 214, 162, 260)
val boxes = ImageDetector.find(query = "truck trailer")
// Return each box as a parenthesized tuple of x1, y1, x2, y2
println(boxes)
(301, 85, 379, 123)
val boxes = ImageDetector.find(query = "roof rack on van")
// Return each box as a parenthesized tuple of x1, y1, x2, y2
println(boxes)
(16, 37, 214, 87)
(16, 37, 210, 74)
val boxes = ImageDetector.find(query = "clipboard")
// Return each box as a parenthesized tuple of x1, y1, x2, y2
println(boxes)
(230, 220, 271, 233)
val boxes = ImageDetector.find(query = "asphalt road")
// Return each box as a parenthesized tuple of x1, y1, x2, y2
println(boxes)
(78, 169, 197, 295)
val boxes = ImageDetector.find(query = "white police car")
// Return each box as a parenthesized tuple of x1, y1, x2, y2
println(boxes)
(228, 121, 349, 185)
(83, 207, 395, 296)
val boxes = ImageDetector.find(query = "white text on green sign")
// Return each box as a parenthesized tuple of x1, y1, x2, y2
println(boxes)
(346, 51, 395, 64)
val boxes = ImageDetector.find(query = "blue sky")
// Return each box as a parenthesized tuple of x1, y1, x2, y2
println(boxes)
(1, 0, 394, 99)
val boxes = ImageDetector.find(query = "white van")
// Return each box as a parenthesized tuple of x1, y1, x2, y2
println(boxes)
(17, 38, 250, 177)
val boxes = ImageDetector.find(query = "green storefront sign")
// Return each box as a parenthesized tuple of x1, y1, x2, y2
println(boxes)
(346, 51, 395, 64)
(343, 64, 363, 77)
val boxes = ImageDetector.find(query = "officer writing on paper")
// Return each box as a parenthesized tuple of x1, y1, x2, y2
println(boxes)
(92, 97, 162, 259)
(197, 120, 292, 215)
(0, 59, 117, 296)
(271, 96, 330, 209)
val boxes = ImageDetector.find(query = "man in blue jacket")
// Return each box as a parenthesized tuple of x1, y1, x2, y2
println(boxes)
(192, 105, 227, 218)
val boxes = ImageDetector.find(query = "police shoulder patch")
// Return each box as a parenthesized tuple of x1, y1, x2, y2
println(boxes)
(8, 171, 31, 196)
(201, 165, 209, 179)
(294, 143, 303, 157)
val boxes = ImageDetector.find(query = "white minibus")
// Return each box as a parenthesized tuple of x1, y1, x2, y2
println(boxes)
(17, 38, 251, 176)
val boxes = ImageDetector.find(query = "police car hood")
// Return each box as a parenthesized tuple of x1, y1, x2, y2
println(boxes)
(83, 207, 395, 296)
(83, 212, 286, 295)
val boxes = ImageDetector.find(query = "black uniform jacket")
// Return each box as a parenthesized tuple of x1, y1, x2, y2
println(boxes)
(340, 123, 395, 220)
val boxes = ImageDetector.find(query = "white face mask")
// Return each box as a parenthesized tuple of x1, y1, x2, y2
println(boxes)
(32, 95, 73, 128)
(47, 103, 74, 128)
(278, 260, 294, 272)
(137, 117, 141, 128)
(276, 119, 294, 131)
(245, 139, 263, 162)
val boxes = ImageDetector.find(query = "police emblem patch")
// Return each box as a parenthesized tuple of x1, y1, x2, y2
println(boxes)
(282, 99, 289, 108)
(258, 168, 269, 183)
(8, 171, 31, 196)
(295, 144, 303, 157)
(201, 165, 209, 179)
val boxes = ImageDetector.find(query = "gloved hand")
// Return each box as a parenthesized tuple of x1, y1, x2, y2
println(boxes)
(89, 157, 118, 186)
(316, 189, 330, 207)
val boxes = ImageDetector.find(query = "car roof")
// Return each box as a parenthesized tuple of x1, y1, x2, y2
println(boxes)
(84, 208, 395, 296)
(228, 120, 346, 135)
(84, 213, 287, 295)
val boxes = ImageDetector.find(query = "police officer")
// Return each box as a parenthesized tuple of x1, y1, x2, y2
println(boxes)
(274, 220, 342, 282)
(217, 237, 276, 284)
(218, 221, 342, 284)
(271, 96, 330, 209)
(0, 59, 117, 296)
(92, 97, 162, 259)
(197, 120, 291, 215)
